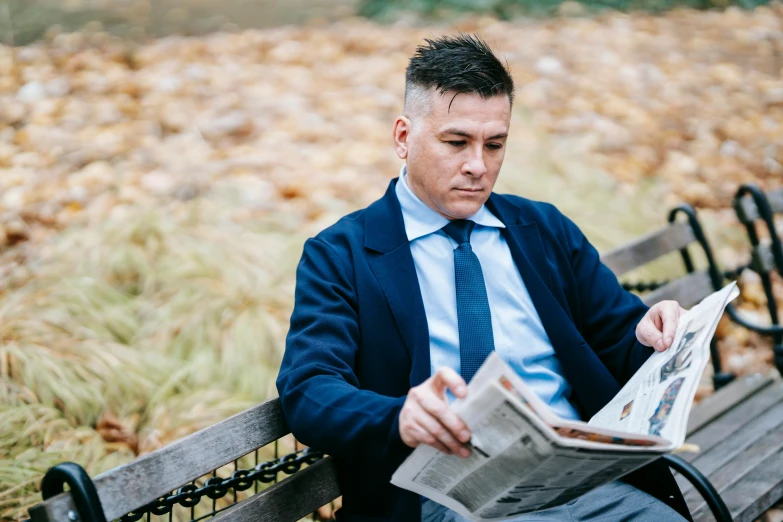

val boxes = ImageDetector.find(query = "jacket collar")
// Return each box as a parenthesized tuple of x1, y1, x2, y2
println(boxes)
(485, 190, 532, 227)
(364, 180, 408, 254)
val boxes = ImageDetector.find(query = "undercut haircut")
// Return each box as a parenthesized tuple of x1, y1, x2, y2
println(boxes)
(404, 34, 515, 119)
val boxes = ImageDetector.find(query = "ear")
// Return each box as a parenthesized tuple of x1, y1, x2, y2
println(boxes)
(393, 116, 411, 160)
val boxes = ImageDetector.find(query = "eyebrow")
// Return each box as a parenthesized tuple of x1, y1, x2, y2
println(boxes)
(440, 128, 508, 140)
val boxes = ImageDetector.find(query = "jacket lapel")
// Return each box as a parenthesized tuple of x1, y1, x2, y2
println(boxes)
(486, 195, 619, 417)
(365, 180, 431, 387)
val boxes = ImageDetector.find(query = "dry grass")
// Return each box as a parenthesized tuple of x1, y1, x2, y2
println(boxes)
(0, 186, 306, 519)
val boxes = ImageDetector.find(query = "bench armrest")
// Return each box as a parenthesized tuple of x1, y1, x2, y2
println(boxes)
(663, 454, 732, 522)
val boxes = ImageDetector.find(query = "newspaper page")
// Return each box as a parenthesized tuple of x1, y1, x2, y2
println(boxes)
(474, 353, 670, 450)
(391, 283, 738, 520)
(588, 282, 739, 447)
(391, 379, 658, 520)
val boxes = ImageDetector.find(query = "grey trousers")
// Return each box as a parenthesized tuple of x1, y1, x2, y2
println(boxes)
(421, 480, 688, 522)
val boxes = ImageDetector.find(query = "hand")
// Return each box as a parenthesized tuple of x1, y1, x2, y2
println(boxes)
(636, 300, 687, 351)
(398, 367, 472, 458)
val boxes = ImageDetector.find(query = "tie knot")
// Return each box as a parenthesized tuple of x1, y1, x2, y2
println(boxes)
(442, 219, 475, 245)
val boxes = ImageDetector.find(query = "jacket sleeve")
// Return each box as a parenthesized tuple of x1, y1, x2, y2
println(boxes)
(561, 214, 655, 385)
(276, 237, 409, 463)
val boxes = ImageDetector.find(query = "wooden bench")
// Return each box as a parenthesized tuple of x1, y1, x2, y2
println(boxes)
(678, 371, 783, 522)
(27, 203, 782, 522)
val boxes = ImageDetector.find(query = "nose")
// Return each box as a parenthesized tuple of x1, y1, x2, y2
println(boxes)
(461, 146, 488, 178)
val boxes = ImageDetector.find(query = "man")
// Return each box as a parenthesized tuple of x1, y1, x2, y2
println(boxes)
(277, 34, 690, 521)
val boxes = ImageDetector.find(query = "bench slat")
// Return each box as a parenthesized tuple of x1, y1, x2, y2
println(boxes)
(213, 458, 340, 522)
(736, 188, 783, 223)
(639, 270, 714, 309)
(601, 222, 695, 276)
(766, 188, 783, 215)
(692, 448, 783, 522)
(686, 372, 775, 436)
(736, 195, 761, 223)
(681, 382, 783, 463)
(679, 397, 783, 505)
(751, 243, 777, 273)
(28, 398, 288, 522)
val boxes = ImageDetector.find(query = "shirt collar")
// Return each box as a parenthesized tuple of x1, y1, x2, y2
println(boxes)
(395, 165, 505, 242)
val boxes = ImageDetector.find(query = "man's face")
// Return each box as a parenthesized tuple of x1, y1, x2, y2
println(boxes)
(394, 91, 511, 220)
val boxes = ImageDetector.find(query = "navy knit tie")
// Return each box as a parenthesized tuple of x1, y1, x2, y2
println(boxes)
(442, 219, 495, 383)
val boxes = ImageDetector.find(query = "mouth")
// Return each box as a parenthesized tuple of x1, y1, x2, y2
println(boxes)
(455, 188, 483, 193)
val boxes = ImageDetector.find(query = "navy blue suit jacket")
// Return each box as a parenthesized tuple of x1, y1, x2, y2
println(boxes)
(277, 179, 691, 521)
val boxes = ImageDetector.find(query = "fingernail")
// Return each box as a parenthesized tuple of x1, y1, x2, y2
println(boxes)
(460, 448, 471, 458)
(665, 337, 673, 346)
(656, 340, 663, 350)
(460, 430, 470, 442)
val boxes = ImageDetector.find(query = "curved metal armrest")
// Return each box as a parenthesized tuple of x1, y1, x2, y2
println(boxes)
(663, 454, 733, 522)
(40, 462, 107, 522)
(725, 303, 783, 336)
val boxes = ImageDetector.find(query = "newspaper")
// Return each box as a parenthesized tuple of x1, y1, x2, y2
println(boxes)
(391, 283, 739, 521)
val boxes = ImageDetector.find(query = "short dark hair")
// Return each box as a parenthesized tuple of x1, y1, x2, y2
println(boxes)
(405, 34, 514, 108)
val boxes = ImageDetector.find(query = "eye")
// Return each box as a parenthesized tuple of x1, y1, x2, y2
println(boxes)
(447, 140, 466, 147)
(486, 143, 503, 150)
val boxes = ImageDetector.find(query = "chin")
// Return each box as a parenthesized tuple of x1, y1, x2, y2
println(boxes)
(445, 203, 483, 220)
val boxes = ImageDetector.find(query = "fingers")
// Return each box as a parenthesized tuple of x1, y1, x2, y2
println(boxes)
(399, 372, 472, 457)
(432, 367, 468, 399)
(418, 390, 471, 445)
(407, 422, 451, 455)
(659, 303, 680, 350)
(636, 301, 684, 351)
(636, 314, 661, 349)
(416, 414, 471, 457)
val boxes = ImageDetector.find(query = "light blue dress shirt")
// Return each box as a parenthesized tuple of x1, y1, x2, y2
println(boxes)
(396, 167, 580, 421)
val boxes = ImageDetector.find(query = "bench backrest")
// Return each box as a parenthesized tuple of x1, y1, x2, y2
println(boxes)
(28, 398, 340, 522)
(600, 207, 720, 308)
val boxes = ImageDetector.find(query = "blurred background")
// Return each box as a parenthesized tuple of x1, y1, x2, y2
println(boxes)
(1, 0, 783, 520)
